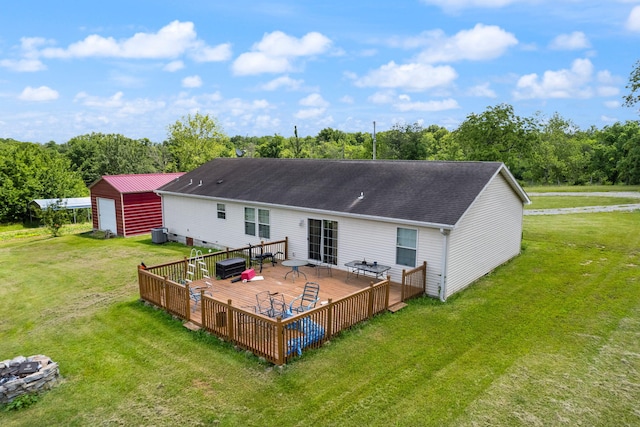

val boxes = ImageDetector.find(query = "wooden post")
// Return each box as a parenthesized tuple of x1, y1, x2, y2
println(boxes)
(326, 298, 333, 339)
(284, 236, 289, 259)
(422, 261, 427, 295)
(185, 283, 191, 322)
(368, 282, 374, 319)
(385, 276, 391, 309)
(401, 268, 407, 302)
(227, 300, 234, 343)
(276, 317, 285, 366)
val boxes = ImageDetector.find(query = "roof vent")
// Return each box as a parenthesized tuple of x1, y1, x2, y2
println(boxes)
(217, 179, 224, 184)
(188, 179, 193, 185)
(198, 180, 203, 186)
(358, 192, 364, 200)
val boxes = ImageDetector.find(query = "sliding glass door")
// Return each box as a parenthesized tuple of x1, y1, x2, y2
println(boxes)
(308, 219, 338, 265)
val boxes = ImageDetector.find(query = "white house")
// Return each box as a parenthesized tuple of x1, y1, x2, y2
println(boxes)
(156, 158, 530, 300)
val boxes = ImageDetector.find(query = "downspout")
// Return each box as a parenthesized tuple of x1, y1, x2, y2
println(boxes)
(439, 228, 451, 302)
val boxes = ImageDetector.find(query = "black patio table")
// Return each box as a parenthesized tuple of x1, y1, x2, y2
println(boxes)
(344, 260, 391, 281)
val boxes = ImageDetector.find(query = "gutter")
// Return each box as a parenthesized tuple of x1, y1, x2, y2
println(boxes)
(439, 228, 450, 302)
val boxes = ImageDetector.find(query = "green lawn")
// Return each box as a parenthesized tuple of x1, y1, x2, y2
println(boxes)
(1, 210, 639, 425)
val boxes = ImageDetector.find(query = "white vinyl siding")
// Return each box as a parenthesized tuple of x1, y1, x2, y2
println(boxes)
(445, 173, 524, 298)
(160, 170, 524, 299)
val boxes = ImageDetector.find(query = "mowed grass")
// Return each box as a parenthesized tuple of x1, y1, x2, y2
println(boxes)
(1, 210, 639, 426)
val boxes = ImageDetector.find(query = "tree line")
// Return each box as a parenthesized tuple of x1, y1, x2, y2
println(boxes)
(1, 105, 640, 224)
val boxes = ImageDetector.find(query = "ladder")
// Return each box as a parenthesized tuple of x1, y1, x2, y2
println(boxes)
(186, 248, 212, 288)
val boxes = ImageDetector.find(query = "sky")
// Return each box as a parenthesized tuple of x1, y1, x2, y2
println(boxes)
(1, 0, 639, 144)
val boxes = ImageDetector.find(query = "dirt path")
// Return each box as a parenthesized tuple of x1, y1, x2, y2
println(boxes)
(525, 192, 640, 215)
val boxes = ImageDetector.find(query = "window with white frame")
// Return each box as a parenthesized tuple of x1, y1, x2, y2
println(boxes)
(396, 227, 417, 267)
(258, 209, 270, 239)
(244, 207, 255, 236)
(217, 203, 226, 219)
(244, 207, 270, 238)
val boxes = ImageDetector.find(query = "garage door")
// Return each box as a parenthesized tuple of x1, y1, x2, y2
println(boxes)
(97, 197, 117, 233)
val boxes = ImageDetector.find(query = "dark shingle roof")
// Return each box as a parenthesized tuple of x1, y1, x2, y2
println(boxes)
(157, 158, 525, 227)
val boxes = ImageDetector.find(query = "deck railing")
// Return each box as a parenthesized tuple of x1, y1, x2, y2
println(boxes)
(144, 239, 288, 282)
(401, 261, 427, 301)
(138, 266, 390, 365)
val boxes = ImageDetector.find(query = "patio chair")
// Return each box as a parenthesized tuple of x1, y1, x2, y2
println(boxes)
(314, 259, 332, 277)
(289, 282, 320, 314)
(255, 291, 289, 318)
(189, 286, 212, 313)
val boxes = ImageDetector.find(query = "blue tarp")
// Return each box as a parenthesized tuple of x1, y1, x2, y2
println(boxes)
(287, 317, 325, 356)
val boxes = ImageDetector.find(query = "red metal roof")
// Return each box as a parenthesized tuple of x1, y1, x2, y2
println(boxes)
(100, 173, 185, 194)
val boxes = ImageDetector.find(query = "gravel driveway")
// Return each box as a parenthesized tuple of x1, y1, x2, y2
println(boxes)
(524, 192, 640, 215)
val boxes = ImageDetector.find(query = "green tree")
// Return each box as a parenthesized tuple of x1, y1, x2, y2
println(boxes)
(453, 104, 536, 179)
(0, 139, 86, 223)
(380, 122, 428, 160)
(602, 121, 640, 185)
(623, 60, 640, 112)
(257, 134, 285, 158)
(62, 133, 157, 185)
(165, 113, 231, 171)
(41, 199, 69, 237)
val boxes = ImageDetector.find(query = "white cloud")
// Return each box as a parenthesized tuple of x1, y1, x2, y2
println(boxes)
(254, 31, 331, 57)
(190, 42, 232, 62)
(627, 6, 640, 32)
(0, 59, 46, 72)
(604, 100, 620, 109)
(182, 75, 203, 88)
(340, 95, 354, 104)
(299, 93, 329, 108)
(173, 91, 223, 109)
(468, 83, 497, 98)
(164, 60, 184, 72)
(18, 86, 59, 101)
(597, 86, 619, 97)
(394, 98, 460, 112)
(261, 75, 304, 91)
(355, 61, 457, 91)
(225, 98, 272, 116)
(415, 24, 518, 63)
(295, 108, 326, 119)
(549, 31, 590, 50)
(74, 91, 165, 115)
(232, 31, 332, 75)
(37, 21, 230, 62)
(514, 58, 596, 99)
(368, 90, 397, 104)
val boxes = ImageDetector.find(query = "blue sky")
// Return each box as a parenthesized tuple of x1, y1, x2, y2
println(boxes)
(1, 0, 639, 143)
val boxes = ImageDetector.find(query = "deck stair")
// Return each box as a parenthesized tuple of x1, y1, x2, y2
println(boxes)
(388, 301, 408, 313)
(183, 321, 201, 331)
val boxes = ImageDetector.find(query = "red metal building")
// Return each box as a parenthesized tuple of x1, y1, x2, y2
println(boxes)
(89, 173, 184, 237)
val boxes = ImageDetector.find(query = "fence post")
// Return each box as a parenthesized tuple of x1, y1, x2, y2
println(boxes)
(401, 268, 407, 302)
(326, 298, 333, 338)
(162, 276, 169, 309)
(227, 300, 234, 343)
(368, 282, 375, 319)
(284, 236, 289, 259)
(422, 261, 427, 295)
(385, 276, 390, 309)
(277, 317, 285, 365)
(185, 283, 192, 322)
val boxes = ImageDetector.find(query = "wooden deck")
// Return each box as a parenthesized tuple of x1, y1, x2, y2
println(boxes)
(187, 261, 403, 324)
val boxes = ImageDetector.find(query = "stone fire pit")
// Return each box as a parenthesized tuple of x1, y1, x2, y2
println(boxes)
(0, 355, 60, 404)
